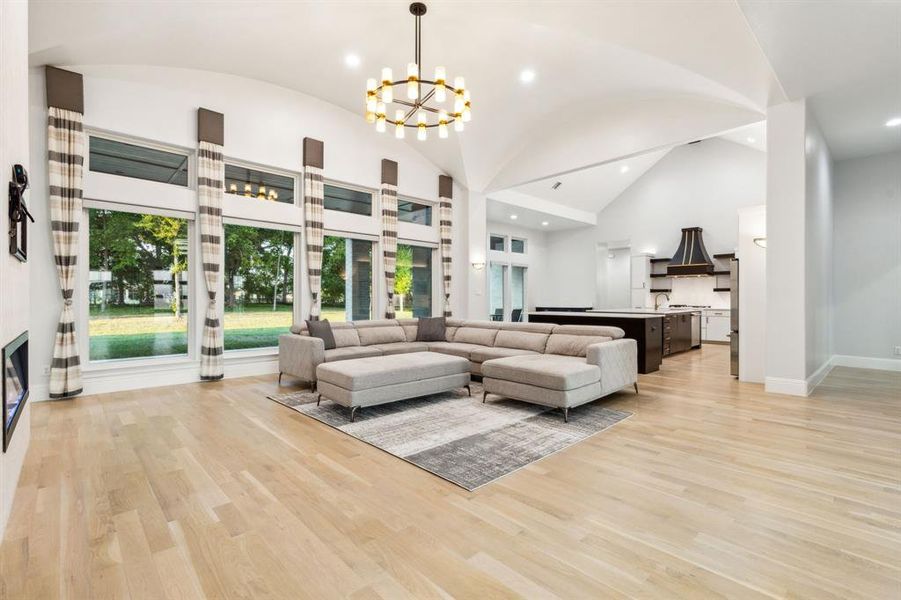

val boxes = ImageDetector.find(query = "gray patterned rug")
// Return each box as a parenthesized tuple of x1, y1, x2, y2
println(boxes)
(268, 382, 632, 491)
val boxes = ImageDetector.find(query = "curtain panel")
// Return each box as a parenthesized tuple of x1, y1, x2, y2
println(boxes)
(304, 166, 325, 319)
(198, 141, 225, 380)
(439, 181, 453, 317)
(380, 182, 398, 318)
(47, 107, 85, 398)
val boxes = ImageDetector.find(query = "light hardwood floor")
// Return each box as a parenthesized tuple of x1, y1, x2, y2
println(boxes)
(1, 346, 899, 599)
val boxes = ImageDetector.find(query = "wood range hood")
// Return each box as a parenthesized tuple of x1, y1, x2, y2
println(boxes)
(667, 227, 714, 277)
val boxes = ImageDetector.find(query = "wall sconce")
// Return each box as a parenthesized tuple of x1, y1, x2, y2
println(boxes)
(753, 237, 767, 248)
(471, 261, 485, 270)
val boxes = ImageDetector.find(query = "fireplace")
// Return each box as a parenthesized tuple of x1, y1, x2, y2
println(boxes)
(2, 331, 28, 452)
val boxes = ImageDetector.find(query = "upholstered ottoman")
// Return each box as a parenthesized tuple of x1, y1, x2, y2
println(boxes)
(315, 352, 471, 421)
(481, 351, 636, 421)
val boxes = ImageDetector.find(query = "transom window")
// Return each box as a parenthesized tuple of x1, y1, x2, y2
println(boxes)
(324, 184, 373, 216)
(397, 199, 432, 226)
(225, 164, 295, 204)
(89, 136, 189, 187)
(489, 235, 505, 252)
(511, 238, 526, 254)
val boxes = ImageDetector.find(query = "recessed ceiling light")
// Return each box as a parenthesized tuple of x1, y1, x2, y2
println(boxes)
(747, 137, 756, 143)
(541, 221, 549, 226)
(510, 214, 518, 220)
(620, 165, 629, 174)
(886, 117, 901, 127)
(344, 53, 361, 68)
(519, 69, 536, 84)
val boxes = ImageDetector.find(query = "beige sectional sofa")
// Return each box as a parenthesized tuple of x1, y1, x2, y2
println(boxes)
(279, 318, 635, 386)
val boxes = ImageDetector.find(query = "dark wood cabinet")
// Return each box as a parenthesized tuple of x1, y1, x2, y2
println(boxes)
(665, 313, 692, 355)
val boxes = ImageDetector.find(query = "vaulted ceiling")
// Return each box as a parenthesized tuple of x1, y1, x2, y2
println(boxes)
(29, 0, 784, 192)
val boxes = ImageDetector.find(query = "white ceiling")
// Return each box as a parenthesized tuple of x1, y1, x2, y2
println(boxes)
(486, 199, 590, 233)
(511, 149, 670, 214)
(29, 0, 783, 190)
(716, 121, 767, 153)
(739, 0, 901, 160)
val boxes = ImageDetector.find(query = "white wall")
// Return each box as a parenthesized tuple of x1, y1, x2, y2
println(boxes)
(804, 112, 834, 379)
(765, 100, 809, 394)
(485, 221, 547, 316)
(27, 65, 471, 400)
(738, 205, 766, 383)
(541, 138, 766, 308)
(832, 151, 901, 369)
(0, 0, 32, 539)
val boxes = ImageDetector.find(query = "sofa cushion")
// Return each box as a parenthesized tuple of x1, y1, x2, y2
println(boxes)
(494, 330, 549, 353)
(306, 319, 336, 350)
(445, 327, 458, 342)
(416, 316, 446, 342)
(397, 318, 419, 342)
(371, 342, 430, 355)
(454, 326, 499, 347)
(545, 334, 613, 357)
(470, 346, 538, 363)
(481, 354, 600, 391)
(497, 322, 556, 334)
(428, 342, 490, 360)
(551, 324, 625, 339)
(324, 346, 383, 362)
(355, 323, 406, 346)
(332, 327, 361, 348)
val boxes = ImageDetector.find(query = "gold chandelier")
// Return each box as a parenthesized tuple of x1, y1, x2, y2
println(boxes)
(365, 2, 470, 140)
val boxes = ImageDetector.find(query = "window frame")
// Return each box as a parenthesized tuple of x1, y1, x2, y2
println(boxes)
(489, 234, 507, 253)
(396, 196, 435, 227)
(222, 217, 302, 356)
(323, 180, 376, 218)
(223, 159, 300, 207)
(396, 239, 440, 318)
(86, 128, 195, 190)
(79, 200, 198, 369)
(510, 237, 527, 254)
(321, 230, 380, 322)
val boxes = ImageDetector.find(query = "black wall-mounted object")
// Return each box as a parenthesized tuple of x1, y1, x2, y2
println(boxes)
(2, 331, 29, 452)
(667, 226, 714, 277)
(8, 163, 33, 262)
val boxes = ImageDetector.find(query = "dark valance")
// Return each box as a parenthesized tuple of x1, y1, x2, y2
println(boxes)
(197, 108, 224, 145)
(45, 66, 84, 113)
(303, 137, 324, 169)
(381, 159, 398, 186)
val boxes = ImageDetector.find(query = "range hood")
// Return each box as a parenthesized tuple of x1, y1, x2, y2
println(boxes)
(667, 227, 714, 276)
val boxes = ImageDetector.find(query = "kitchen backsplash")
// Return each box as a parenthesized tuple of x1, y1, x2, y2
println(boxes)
(668, 277, 730, 308)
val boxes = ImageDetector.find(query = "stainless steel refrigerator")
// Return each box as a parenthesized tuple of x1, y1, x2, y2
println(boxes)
(730, 258, 739, 377)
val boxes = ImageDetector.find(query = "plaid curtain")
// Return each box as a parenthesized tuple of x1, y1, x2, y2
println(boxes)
(48, 107, 84, 399)
(198, 141, 224, 381)
(439, 193, 453, 317)
(304, 166, 325, 319)
(381, 183, 398, 318)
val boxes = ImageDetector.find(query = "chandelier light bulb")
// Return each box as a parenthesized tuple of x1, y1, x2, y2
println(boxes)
(454, 117, 464, 132)
(381, 67, 393, 103)
(417, 111, 427, 141)
(454, 94, 464, 114)
(366, 96, 377, 113)
(395, 109, 406, 139)
(366, 78, 377, 92)
(438, 109, 448, 139)
(434, 66, 446, 102)
(453, 76, 465, 91)
(365, 111, 376, 124)
(407, 62, 419, 100)
(375, 102, 387, 132)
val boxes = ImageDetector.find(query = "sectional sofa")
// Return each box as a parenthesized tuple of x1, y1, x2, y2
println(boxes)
(278, 319, 638, 419)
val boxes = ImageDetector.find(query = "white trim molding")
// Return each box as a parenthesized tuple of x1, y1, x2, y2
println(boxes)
(765, 358, 834, 397)
(831, 355, 901, 372)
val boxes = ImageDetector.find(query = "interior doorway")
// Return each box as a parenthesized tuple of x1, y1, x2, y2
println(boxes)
(596, 242, 631, 309)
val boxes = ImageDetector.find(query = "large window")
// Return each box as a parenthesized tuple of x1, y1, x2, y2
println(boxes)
(88, 208, 190, 361)
(89, 137, 189, 187)
(395, 244, 433, 318)
(397, 199, 432, 226)
(489, 263, 506, 321)
(225, 164, 295, 204)
(324, 184, 372, 216)
(511, 266, 527, 322)
(223, 224, 295, 350)
(322, 236, 373, 321)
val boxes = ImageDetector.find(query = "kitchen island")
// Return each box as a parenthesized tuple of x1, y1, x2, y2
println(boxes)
(529, 309, 700, 374)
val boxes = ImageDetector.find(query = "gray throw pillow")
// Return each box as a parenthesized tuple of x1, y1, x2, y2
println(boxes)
(306, 319, 336, 350)
(416, 316, 446, 342)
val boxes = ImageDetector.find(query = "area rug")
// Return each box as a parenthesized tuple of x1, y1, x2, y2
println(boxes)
(268, 383, 632, 491)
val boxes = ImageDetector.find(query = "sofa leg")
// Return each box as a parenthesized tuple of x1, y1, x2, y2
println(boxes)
(464, 384, 471, 397)
(634, 382, 639, 394)
(350, 406, 358, 422)
(278, 372, 283, 386)
(310, 381, 317, 393)
(316, 394, 322, 406)
(563, 407, 569, 423)
(482, 390, 488, 403)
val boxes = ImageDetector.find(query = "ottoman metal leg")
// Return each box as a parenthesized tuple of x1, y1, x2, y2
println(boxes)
(350, 406, 359, 422)
(634, 382, 639, 394)
(278, 372, 283, 386)
(563, 407, 569, 423)
(482, 390, 488, 403)
(316, 394, 322, 406)
(464, 384, 471, 397)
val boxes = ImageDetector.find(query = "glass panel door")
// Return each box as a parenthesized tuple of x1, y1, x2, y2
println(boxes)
(489, 263, 506, 321)
(511, 266, 526, 322)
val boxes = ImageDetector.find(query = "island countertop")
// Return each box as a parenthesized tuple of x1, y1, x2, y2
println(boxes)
(531, 310, 665, 320)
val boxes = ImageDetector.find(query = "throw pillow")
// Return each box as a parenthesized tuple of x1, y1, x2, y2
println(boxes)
(306, 319, 336, 350)
(416, 316, 446, 342)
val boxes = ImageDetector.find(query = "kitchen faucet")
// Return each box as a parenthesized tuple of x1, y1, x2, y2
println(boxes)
(654, 292, 670, 311)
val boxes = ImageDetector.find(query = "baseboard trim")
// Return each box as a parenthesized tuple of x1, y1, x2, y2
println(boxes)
(805, 359, 834, 395)
(30, 353, 279, 402)
(831, 355, 901, 372)
(764, 377, 809, 396)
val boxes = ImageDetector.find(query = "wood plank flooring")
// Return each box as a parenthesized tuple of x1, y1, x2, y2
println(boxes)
(1, 346, 899, 599)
